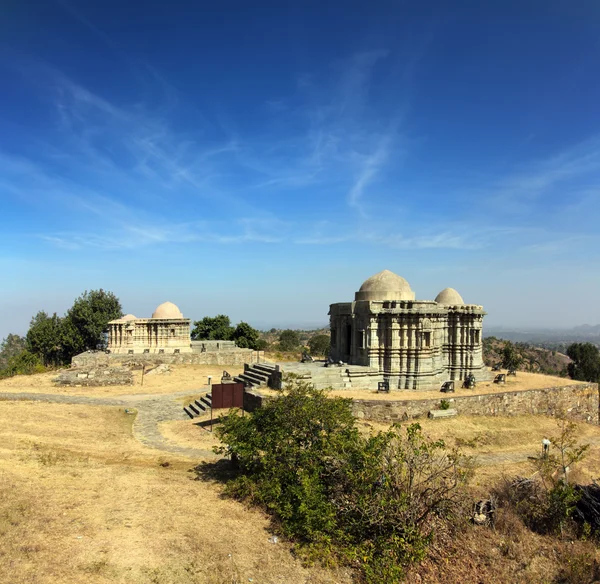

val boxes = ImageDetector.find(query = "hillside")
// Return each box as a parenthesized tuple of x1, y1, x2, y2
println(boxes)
(483, 337, 571, 377)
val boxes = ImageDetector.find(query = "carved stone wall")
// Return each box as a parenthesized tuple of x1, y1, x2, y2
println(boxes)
(330, 299, 487, 390)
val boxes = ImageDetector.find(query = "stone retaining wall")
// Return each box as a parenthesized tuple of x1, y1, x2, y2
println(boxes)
(72, 349, 263, 368)
(54, 367, 134, 387)
(351, 383, 599, 424)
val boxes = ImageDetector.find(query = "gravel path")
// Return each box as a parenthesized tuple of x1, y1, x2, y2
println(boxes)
(0, 390, 215, 459)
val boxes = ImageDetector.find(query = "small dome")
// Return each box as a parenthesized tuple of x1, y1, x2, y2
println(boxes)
(355, 269, 415, 301)
(152, 301, 184, 319)
(122, 314, 137, 321)
(435, 288, 464, 305)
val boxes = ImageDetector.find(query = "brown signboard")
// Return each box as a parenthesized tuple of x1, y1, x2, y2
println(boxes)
(211, 383, 244, 409)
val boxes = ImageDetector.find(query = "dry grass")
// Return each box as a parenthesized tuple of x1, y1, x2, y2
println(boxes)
(0, 401, 348, 584)
(0, 364, 245, 398)
(358, 414, 600, 485)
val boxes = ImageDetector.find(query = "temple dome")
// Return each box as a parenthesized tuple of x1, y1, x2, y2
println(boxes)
(435, 288, 464, 305)
(355, 269, 416, 302)
(122, 314, 137, 321)
(152, 301, 184, 319)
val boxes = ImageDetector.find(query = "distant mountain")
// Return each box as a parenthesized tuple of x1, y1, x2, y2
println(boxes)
(572, 324, 600, 333)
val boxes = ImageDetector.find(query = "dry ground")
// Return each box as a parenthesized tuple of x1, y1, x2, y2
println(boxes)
(2, 367, 600, 584)
(0, 401, 348, 584)
(0, 364, 245, 398)
(326, 370, 580, 401)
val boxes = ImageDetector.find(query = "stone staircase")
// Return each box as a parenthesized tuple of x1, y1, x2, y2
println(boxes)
(183, 392, 212, 419)
(234, 362, 277, 389)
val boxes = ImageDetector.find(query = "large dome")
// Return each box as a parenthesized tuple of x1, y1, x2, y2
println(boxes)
(122, 313, 137, 321)
(435, 288, 464, 305)
(355, 269, 416, 302)
(152, 301, 184, 319)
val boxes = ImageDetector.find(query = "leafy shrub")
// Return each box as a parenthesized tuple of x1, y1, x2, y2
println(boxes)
(0, 350, 45, 378)
(278, 329, 300, 351)
(494, 417, 589, 536)
(308, 334, 331, 356)
(214, 377, 472, 582)
(439, 399, 451, 410)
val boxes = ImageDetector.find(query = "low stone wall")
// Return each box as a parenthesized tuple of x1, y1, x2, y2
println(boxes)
(351, 383, 599, 425)
(244, 390, 268, 413)
(72, 349, 263, 368)
(54, 367, 133, 387)
(191, 340, 238, 352)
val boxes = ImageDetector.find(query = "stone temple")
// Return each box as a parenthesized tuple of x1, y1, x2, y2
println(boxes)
(328, 270, 487, 389)
(107, 301, 192, 355)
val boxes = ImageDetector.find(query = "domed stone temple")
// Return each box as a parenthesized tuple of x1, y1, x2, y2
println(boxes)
(107, 302, 192, 354)
(329, 270, 487, 389)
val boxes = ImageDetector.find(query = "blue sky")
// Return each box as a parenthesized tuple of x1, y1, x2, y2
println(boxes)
(1, 0, 600, 339)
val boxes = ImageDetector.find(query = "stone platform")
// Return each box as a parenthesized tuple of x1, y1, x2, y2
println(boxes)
(272, 361, 384, 390)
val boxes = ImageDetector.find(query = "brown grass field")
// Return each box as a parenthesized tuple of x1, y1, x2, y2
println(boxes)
(0, 364, 245, 398)
(0, 400, 349, 584)
(1, 368, 600, 583)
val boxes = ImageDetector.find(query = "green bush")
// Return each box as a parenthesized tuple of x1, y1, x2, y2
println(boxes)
(214, 377, 472, 582)
(308, 334, 330, 357)
(278, 329, 300, 351)
(0, 350, 45, 378)
(495, 417, 589, 536)
(439, 399, 451, 410)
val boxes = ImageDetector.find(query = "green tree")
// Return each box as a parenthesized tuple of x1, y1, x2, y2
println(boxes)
(214, 377, 471, 583)
(566, 342, 600, 382)
(231, 322, 261, 349)
(67, 289, 122, 352)
(502, 341, 523, 370)
(191, 315, 234, 341)
(0, 334, 26, 369)
(279, 329, 300, 351)
(308, 334, 330, 356)
(26, 312, 68, 366)
(0, 350, 44, 378)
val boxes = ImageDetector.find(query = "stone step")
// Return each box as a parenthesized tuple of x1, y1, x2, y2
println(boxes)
(188, 403, 201, 416)
(194, 400, 207, 412)
(183, 407, 195, 419)
(200, 395, 212, 408)
(252, 363, 277, 375)
(239, 371, 269, 385)
(428, 408, 458, 419)
(235, 375, 260, 388)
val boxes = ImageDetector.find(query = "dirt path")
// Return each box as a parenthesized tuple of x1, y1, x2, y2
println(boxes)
(0, 390, 215, 459)
(1, 390, 598, 468)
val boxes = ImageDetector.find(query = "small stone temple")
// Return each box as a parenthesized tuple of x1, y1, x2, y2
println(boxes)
(329, 270, 487, 389)
(107, 301, 192, 354)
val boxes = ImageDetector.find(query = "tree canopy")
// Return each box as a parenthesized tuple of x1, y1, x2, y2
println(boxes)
(191, 315, 234, 341)
(67, 289, 122, 351)
(0, 334, 26, 369)
(501, 341, 523, 370)
(191, 315, 262, 350)
(308, 334, 330, 356)
(279, 329, 300, 351)
(23, 289, 122, 368)
(566, 342, 600, 382)
(231, 321, 261, 350)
